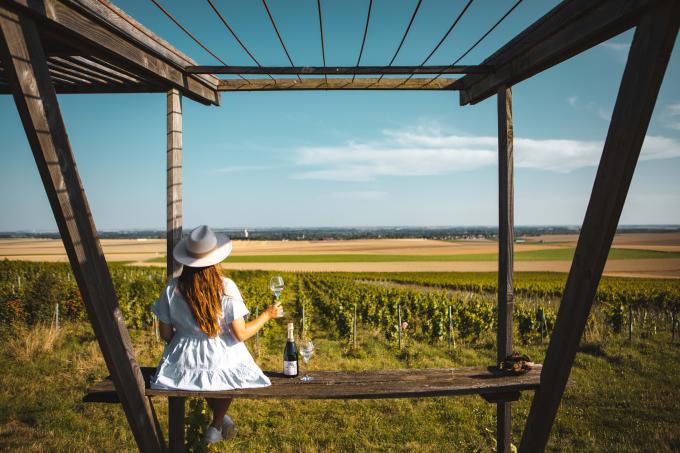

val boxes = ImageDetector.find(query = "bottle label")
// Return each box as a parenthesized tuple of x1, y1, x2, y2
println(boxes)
(283, 360, 298, 376)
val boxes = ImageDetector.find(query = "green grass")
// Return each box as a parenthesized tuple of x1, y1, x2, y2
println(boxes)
(1, 320, 679, 452)
(144, 247, 680, 263)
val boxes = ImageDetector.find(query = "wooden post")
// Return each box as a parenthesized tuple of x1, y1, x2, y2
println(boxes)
(520, 4, 679, 452)
(0, 7, 165, 452)
(166, 89, 184, 451)
(497, 85, 514, 453)
(628, 305, 634, 342)
(397, 305, 402, 350)
(168, 397, 186, 453)
(167, 89, 183, 280)
(353, 304, 358, 347)
(448, 306, 453, 350)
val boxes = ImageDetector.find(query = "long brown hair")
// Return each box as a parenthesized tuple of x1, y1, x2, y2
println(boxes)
(177, 265, 224, 337)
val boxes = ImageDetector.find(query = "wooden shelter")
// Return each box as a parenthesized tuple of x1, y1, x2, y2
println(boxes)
(1, 0, 677, 452)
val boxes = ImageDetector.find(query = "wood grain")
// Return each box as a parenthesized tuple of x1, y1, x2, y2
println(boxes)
(458, 0, 662, 105)
(520, 3, 679, 452)
(189, 65, 491, 75)
(86, 365, 543, 401)
(496, 85, 514, 453)
(6, 0, 219, 105)
(166, 89, 182, 280)
(0, 6, 165, 452)
(218, 77, 460, 91)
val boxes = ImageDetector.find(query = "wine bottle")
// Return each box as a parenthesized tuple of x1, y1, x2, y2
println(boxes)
(283, 322, 298, 377)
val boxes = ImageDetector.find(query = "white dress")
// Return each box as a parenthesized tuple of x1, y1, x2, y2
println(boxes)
(150, 277, 271, 390)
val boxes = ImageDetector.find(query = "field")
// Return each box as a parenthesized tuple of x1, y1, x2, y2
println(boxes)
(1, 261, 679, 452)
(2, 232, 680, 278)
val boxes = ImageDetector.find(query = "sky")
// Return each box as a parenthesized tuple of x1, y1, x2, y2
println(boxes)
(1, 0, 680, 231)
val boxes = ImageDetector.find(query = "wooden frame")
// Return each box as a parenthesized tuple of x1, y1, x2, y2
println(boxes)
(187, 65, 492, 75)
(0, 5, 165, 452)
(3, 0, 220, 104)
(519, 3, 680, 451)
(1, 0, 677, 452)
(217, 77, 460, 92)
(496, 85, 514, 453)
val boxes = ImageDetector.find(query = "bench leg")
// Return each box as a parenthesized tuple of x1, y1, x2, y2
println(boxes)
(497, 402, 511, 453)
(169, 397, 186, 453)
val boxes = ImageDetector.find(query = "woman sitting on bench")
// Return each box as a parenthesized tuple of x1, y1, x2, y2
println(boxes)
(150, 225, 283, 444)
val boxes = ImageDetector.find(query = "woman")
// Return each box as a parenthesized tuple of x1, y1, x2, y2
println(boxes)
(151, 225, 282, 444)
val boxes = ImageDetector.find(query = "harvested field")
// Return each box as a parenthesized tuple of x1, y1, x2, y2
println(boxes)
(1, 233, 679, 277)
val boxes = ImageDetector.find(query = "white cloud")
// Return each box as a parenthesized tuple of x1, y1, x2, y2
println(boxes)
(331, 191, 387, 200)
(662, 102, 680, 131)
(600, 42, 630, 62)
(292, 129, 680, 180)
(566, 95, 610, 122)
(208, 165, 273, 174)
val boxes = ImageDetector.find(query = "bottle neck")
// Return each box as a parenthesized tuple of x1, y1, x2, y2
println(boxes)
(287, 323, 294, 341)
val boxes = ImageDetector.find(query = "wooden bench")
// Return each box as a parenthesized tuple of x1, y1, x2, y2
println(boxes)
(85, 364, 544, 452)
(85, 365, 542, 403)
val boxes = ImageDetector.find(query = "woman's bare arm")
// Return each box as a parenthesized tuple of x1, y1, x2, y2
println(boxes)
(230, 302, 282, 342)
(159, 321, 174, 343)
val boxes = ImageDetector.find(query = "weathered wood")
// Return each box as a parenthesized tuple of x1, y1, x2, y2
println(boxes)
(520, 4, 679, 452)
(86, 365, 544, 401)
(497, 85, 514, 453)
(458, 0, 662, 105)
(218, 77, 460, 91)
(49, 56, 129, 84)
(0, 6, 165, 452)
(481, 391, 520, 404)
(0, 82, 165, 95)
(167, 89, 182, 280)
(72, 55, 142, 83)
(6, 0, 219, 105)
(168, 397, 186, 453)
(47, 59, 112, 84)
(188, 65, 492, 75)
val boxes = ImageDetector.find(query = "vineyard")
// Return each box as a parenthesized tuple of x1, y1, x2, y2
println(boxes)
(1, 260, 678, 347)
(1, 259, 680, 451)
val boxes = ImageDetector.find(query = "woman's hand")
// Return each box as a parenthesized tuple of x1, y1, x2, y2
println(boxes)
(266, 301, 283, 320)
(231, 302, 283, 342)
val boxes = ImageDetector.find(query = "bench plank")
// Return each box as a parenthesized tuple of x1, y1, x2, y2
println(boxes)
(85, 365, 542, 402)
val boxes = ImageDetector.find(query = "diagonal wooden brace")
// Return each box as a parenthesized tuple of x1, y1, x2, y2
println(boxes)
(0, 5, 166, 452)
(519, 2, 680, 452)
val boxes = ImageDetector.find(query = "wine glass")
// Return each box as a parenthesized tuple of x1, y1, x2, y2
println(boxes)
(300, 339, 315, 382)
(269, 276, 285, 316)
(269, 276, 284, 298)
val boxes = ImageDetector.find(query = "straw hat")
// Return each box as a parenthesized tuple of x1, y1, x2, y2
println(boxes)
(173, 225, 232, 267)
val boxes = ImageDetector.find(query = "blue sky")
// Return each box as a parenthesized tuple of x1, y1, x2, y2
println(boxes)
(1, 0, 680, 230)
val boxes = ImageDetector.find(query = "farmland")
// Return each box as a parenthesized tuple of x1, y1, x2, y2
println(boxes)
(1, 260, 679, 451)
(2, 231, 680, 278)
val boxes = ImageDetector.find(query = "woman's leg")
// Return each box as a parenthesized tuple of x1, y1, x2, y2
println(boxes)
(206, 398, 232, 428)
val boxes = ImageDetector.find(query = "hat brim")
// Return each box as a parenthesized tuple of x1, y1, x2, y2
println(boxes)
(172, 233, 232, 268)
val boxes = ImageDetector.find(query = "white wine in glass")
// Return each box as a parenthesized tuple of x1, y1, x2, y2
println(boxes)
(269, 276, 284, 299)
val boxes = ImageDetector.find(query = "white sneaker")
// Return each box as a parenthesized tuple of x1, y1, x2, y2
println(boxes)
(222, 415, 237, 440)
(203, 425, 222, 444)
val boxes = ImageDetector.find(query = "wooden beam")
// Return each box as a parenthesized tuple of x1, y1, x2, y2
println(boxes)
(168, 397, 186, 453)
(49, 56, 130, 84)
(0, 6, 165, 453)
(7, 0, 219, 105)
(218, 77, 460, 91)
(167, 89, 182, 279)
(458, 0, 662, 105)
(47, 59, 112, 84)
(519, 3, 679, 452)
(496, 85, 514, 453)
(188, 65, 492, 75)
